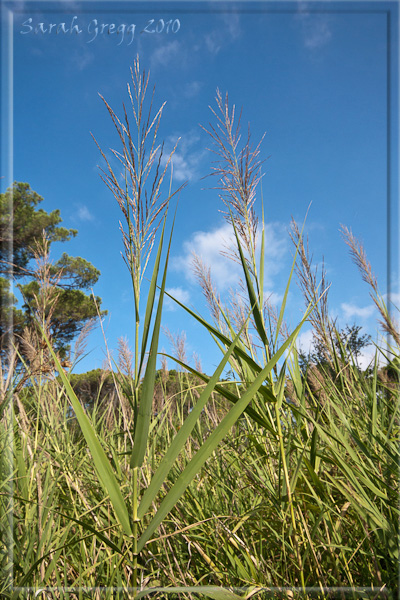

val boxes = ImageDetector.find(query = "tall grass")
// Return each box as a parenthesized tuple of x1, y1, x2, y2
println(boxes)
(1, 58, 398, 599)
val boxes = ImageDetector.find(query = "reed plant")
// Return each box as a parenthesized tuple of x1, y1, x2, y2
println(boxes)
(1, 58, 398, 600)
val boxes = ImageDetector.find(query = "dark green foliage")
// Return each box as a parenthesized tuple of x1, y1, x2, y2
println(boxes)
(49, 253, 100, 290)
(299, 323, 371, 373)
(0, 276, 25, 340)
(0, 181, 77, 277)
(19, 281, 103, 355)
(337, 324, 371, 357)
(66, 369, 116, 407)
(0, 182, 106, 361)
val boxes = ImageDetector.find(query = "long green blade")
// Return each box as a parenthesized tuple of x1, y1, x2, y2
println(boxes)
(138, 215, 167, 377)
(138, 323, 247, 519)
(230, 213, 268, 347)
(42, 333, 132, 537)
(130, 223, 174, 469)
(161, 353, 278, 436)
(138, 309, 311, 552)
(163, 289, 262, 373)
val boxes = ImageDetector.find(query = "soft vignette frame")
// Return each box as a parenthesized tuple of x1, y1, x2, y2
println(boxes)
(0, 0, 399, 597)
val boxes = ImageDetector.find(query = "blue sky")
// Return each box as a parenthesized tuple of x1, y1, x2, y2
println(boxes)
(3, 0, 399, 374)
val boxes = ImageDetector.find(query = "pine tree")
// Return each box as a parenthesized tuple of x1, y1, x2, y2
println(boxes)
(0, 182, 106, 363)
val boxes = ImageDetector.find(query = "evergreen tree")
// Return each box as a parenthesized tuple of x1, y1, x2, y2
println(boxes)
(0, 182, 106, 362)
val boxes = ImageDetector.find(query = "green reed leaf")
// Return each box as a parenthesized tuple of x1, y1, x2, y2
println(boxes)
(130, 221, 174, 470)
(138, 322, 248, 519)
(230, 211, 268, 347)
(42, 332, 132, 537)
(138, 308, 311, 552)
(138, 215, 167, 378)
(163, 289, 275, 390)
(161, 354, 278, 436)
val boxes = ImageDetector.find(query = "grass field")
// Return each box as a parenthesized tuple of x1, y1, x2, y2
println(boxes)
(1, 58, 398, 600)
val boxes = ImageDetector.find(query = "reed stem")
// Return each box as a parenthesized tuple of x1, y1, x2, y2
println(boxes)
(132, 465, 139, 597)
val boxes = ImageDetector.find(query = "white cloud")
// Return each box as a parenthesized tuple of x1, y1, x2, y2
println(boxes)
(297, 328, 314, 355)
(170, 152, 196, 182)
(173, 221, 289, 291)
(165, 287, 190, 311)
(182, 81, 202, 99)
(77, 205, 94, 221)
(150, 40, 181, 68)
(204, 12, 241, 56)
(173, 222, 238, 289)
(341, 302, 375, 320)
(163, 130, 207, 182)
(295, 7, 332, 50)
(264, 289, 283, 306)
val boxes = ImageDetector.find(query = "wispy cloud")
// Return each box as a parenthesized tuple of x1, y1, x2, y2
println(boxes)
(150, 40, 182, 69)
(163, 129, 207, 182)
(221, 12, 241, 40)
(341, 302, 375, 320)
(205, 32, 221, 56)
(148, 12, 240, 69)
(202, 11, 241, 56)
(77, 205, 94, 222)
(295, 5, 332, 50)
(173, 221, 289, 291)
(182, 80, 202, 100)
(71, 48, 94, 71)
(165, 287, 190, 311)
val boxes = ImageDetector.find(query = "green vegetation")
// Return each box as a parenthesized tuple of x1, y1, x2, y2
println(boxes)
(0, 58, 398, 600)
(0, 182, 106, 366)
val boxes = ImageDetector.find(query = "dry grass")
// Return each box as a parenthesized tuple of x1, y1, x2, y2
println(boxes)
(341, 224, 400, 348)
(201, 89, 264, 275)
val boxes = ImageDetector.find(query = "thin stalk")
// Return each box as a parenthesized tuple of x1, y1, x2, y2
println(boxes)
(273, 400, 305, 591)
(132, 465, 139, 597)
(135, 317, 140, 386)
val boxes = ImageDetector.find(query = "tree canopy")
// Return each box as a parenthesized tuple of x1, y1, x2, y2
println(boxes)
(0, 181, 106, 363)
(0, 182, 77, 277)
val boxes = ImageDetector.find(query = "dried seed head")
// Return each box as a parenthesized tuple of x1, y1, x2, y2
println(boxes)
(163, 327, 187, 369)
(117, 336, 134, 378)
(290, 217, 332, 362)
(191, 252, 222, 326)
(201, 89, 265, 272)
(92, 55, 185, 300)
(341, 224, 400, 348)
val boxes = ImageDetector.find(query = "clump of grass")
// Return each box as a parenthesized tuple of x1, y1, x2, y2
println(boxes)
(15, 56, 306, 599)
(3, 58, 398, 600)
